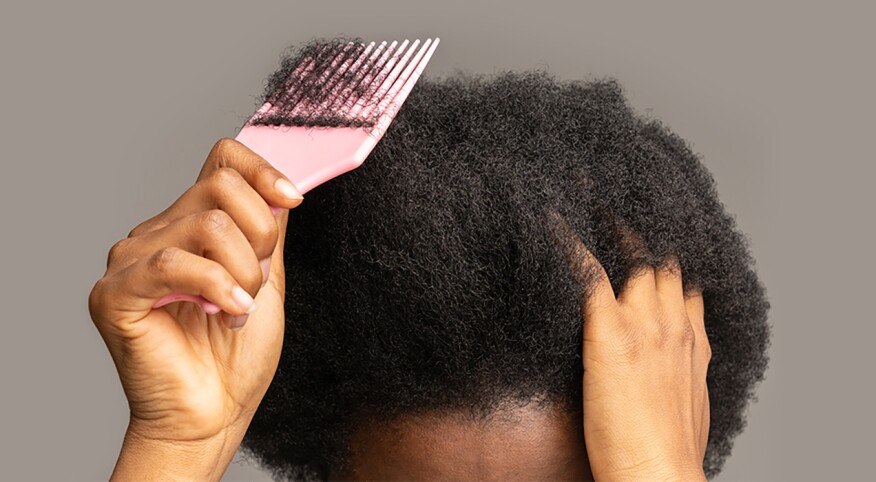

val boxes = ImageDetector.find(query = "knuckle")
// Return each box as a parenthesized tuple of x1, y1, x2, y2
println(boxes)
(652, 314, 674, 347)
(150, 247, 181, 274)
(107, 238, 133, 265)
(678, 321, 697, 349)
(248, 157, 278, 183)
(211, 137, 237, 158)
(251, 218, 279, 256)
(252, 159, 273, 176)
(198, 209, 234, 237)
(610, 321, 645, 362)
(210, 166, 244, 189)
(205, 167, 244, 202)
(648, 308, 679, 348)
(240, 262, 263, 294)
(648, 308, 696, 349)
(699, 337, 713, 362)
(88, 277, 109, 319)
(618, 335, 644, 363)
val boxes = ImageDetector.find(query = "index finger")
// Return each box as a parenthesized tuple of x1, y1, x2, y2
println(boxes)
(200, 138, 304, 210)
(545, 208, 619, 320)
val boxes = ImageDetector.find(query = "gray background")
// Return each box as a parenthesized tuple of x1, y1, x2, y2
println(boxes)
(0, 1, 872, 480)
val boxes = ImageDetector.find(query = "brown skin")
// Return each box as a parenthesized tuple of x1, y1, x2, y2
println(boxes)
(89, 139, 709, 481)
(335, 405, 594, 481)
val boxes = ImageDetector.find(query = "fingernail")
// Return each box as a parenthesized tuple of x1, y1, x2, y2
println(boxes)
(275, 178, 303, 203)
(260, 258, 271, 286)
(228, 313, 249, 331)
(203, 301, 223, 315)
(231, 286, 257, 314)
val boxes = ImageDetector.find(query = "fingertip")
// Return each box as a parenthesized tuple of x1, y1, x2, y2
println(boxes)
(274, 178, 304, 207)
(231, 285, 257, 314)
(259, 258, 271, 286)
(202, 300, 222, 315)
(224, 313, 249, 331)
(684, 284, 705, 301)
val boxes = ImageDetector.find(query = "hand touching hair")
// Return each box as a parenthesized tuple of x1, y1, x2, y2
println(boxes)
(549, 210, 710, 481)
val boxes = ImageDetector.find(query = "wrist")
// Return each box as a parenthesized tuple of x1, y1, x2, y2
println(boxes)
(593, 458, 706, 482)
(111, 420, 250, 482)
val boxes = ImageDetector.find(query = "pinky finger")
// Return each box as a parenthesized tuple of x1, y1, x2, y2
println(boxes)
(94, 248, 256, 328)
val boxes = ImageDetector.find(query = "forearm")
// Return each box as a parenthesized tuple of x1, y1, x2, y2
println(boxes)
(111, 421, 249, 481)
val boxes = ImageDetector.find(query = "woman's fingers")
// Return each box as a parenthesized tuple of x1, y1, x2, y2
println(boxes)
(685, 288, 706, 334)
(655, 256, 684, 303)
(614, 222, 657, 307)
(116, 210, 264, 297)
(573, 239, 620, 322)
(545, 209, 619, 321)
(685, 288, 710, 373)
(100, 138, 304, 332)
(102, 208, 267, 333)
(131, 168, 279, 263)
(200, 138, 304, 209)
(90, 247, 256, 330)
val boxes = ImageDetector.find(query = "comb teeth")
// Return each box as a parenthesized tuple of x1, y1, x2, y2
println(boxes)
(249, 37, 439, 129)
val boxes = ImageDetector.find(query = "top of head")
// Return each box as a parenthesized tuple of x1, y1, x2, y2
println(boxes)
(248, 37, 440, 130)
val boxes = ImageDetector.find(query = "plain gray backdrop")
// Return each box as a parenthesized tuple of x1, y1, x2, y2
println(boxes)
(1, 1, 872, 480)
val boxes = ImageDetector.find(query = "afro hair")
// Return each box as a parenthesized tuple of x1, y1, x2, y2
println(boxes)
(240, 40, 772, 481)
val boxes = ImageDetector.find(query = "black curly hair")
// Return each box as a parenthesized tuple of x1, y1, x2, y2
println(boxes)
(240, 40, 771, 481)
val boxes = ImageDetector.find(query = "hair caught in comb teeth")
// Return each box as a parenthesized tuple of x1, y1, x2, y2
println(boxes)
(249, 38, 395, 129)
